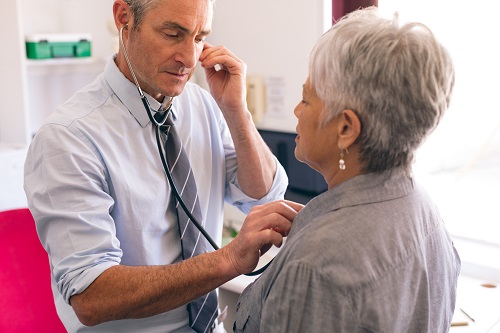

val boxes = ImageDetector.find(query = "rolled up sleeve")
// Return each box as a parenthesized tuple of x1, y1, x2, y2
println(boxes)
(226, 157, 288, 214)
(24, 124, 122, 304)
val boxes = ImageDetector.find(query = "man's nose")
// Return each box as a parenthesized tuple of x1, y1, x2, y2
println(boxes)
(174, 39, 198, 69)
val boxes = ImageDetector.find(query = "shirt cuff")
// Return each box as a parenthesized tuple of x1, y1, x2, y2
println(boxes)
(227, 158, 288, 214)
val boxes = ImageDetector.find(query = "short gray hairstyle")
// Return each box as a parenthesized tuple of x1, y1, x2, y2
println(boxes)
(309, 7, 455, 173)
(123, 0, 216, 28)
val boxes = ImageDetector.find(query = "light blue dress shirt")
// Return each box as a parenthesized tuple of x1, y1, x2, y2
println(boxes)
(24, 56, 287, 333)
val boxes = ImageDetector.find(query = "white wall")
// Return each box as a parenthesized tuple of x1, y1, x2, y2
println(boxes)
(0, 1, 29, 145)
(201, 0, 329, 133)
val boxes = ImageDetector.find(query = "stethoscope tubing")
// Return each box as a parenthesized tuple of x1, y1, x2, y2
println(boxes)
(119, 25, 271, 276)
(154, 124, 219, 250)
(154, 121, 271, 276)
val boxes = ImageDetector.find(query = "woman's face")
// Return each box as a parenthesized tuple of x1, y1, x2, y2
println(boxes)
(293, 77, 337, 174)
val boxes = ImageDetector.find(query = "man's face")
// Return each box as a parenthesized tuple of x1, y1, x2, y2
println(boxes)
(125, 0, 213, 99)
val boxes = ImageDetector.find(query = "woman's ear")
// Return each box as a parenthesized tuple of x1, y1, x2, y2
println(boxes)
(337, 109, 361, 149)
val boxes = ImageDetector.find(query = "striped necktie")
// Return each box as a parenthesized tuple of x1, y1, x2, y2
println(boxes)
(155, 111, 219, 333)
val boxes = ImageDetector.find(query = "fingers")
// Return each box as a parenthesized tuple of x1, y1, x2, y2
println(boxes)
(199, 42, 245, 75)
(249, 200, 304, 228)
(282, 200, 305, 212)
(198, 42, 248, 113)
(222, 200, 303, 275)
(240, 200, 303, 244)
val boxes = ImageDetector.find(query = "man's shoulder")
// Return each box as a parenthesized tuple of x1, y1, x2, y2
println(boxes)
(45, 73, 113, 127)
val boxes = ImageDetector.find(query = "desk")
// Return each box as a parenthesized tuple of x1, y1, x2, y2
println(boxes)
(450, 276, 500, 332)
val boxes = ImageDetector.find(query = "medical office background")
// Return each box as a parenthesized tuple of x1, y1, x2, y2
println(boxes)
(1, 0, 499, 331)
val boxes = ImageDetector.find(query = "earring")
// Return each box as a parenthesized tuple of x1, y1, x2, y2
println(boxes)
(339, 148, 348, 171)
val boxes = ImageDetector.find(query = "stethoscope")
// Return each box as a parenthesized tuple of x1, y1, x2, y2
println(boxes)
(119, 26, 270, 276)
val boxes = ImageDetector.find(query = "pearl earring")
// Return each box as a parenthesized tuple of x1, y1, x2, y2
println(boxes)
(339, 148, 348, 171)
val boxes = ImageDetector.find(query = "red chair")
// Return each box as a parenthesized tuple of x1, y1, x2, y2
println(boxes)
(0, 208, 66, 332)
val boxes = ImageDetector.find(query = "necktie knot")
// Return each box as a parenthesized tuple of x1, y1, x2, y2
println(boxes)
(154, 110, 172, 131)
(154, 110, 165, 122)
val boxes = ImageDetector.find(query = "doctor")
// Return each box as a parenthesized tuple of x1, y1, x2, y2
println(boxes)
(24, 0, 301, 332)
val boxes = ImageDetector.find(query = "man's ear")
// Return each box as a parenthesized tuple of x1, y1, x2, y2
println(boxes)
(113, 0, 131, 31)
(337, 109, 361, 149)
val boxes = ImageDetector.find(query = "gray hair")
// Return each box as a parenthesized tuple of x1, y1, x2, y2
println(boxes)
(123, 0, 216, 28)
(309, 7, 455, 173)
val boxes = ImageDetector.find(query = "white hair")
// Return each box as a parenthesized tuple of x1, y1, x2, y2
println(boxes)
(309, 7, 455, 172)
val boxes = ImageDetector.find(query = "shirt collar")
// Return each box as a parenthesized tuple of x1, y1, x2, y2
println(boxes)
(289, 168, 414, 237)
(104, 55, 178, 128)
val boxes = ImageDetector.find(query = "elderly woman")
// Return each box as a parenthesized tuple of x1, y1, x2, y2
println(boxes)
(233, 7, 460, 333)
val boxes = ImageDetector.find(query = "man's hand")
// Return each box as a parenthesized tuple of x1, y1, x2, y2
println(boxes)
(221, 200, 304, 276)
(199, 42, 247, 116)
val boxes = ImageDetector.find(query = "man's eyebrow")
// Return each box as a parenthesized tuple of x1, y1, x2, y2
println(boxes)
(160, 21, 211, 36)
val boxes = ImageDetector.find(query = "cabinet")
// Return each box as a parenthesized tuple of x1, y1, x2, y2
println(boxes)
(0, 0, 115, 210)
(0, 0, 115, 147)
